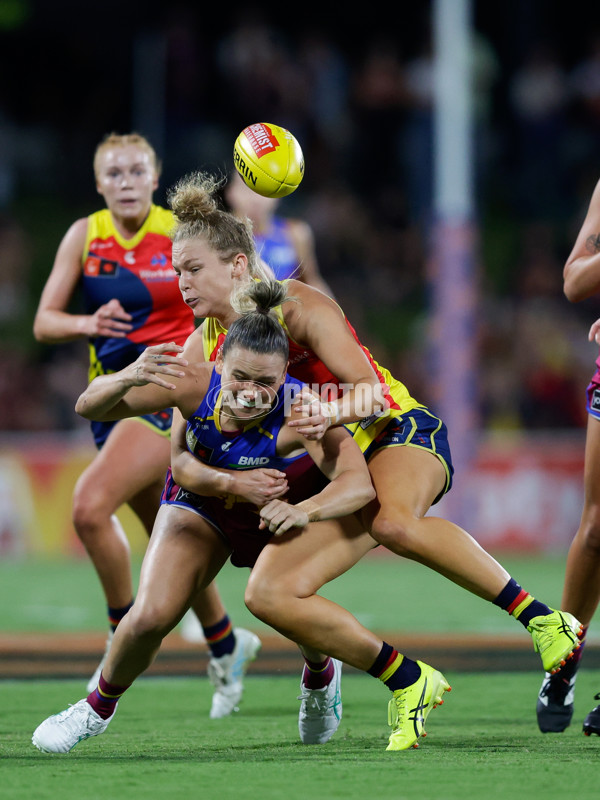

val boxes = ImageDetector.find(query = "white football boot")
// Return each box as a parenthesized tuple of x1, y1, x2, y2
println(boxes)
(32, 699, 115, 754)
(207, 628, 262, 719)
(298, 658, 343, 744)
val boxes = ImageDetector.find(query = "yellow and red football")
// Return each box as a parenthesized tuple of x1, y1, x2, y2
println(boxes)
(233, 122, 304, 199)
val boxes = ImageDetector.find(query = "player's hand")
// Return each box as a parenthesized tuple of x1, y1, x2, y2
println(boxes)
(589, 318, 600, 345)
(259, 499, 309, 535)
(124, 343, 187, 389)
(88, 298, 133, 337)
(230, 469, 288, 505)
(287, 390, 333, 441)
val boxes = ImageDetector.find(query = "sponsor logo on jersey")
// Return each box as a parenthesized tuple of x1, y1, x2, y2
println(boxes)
(151, 252, 168, 267)
(186, 426, 214, 462)
(84, 256, 101, 276)
(84, 255, 119, 277)
(124, 251, 136, 265)
(139, 268, 177, 282)
(237, 456, 270, 466)
(194, 443, 214, 462)
(288, 350, 311, 365)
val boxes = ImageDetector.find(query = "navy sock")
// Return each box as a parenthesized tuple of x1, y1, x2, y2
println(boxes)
(493, 578, 551, 628)
(108, 601, 133, 634)
(203, 616, 236, 658)
(367, 642, 421, 691)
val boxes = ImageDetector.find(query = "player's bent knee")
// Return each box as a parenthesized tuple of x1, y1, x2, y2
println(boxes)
(72, 483, 116, 537)
(245, 578, 288, 625)
(579, 518, 600, 553)
(369, 516, 415, 554)
(126, 604, 175, 640)
(244, 581, 269, 621)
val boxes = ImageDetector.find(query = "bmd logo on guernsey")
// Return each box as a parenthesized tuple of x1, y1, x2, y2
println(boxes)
(244, 123, 279, 158)
(237, 456, 270, 466)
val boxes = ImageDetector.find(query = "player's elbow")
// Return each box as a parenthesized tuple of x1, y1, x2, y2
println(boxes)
(33, 317, 52, 343)
(564, 283, 589, 304)
(75, 403, 90, 419)
(563, 263, 592, 303)
(563, 274, 580, 303)
(358, 480, 376, 508)
(170, 461, 186, 487)
(341, 470, 376, 511)
(74, 396, 93, 418)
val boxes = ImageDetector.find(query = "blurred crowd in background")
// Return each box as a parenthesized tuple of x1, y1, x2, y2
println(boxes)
(1, 0, 600, 436)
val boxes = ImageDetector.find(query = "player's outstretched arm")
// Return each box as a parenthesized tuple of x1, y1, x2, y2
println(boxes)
(75, 343, 188, 421)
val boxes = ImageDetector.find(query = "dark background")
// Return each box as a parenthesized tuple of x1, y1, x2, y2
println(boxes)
(1, 0, 599, 433)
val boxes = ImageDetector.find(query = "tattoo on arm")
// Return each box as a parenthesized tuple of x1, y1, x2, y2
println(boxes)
(586, 233, 600, 254)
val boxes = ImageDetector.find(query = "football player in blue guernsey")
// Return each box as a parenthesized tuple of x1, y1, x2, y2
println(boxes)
(224, 171, 334, 296)
(32, 133, 263, 718)
(32, 279, 452, 755)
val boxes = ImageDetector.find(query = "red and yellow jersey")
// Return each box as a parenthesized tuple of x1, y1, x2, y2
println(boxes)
(82, 205, 194, 381)
(201, 282, 423, 452)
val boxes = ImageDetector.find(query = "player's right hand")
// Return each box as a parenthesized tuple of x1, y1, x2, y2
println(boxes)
(230, 469, 288, 506)
(88, 298, 133, 337)
(125, 343, 187, 389)
(589, 318, 600, 345)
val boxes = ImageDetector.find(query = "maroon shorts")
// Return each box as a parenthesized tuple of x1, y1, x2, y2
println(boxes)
(160, 461, 328, 568)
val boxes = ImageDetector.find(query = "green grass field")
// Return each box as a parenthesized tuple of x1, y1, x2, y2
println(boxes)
(2, 552, 600, 799)
(2, 551, 599, 639)
(2, 673, 600, 800)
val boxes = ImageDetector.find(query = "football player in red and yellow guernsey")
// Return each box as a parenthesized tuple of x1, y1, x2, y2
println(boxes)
(167, 171, 583, 743)
(33, 134, 263, 718)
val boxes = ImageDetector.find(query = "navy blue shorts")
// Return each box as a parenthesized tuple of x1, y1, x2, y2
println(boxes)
(360, 408, 454, 504)
(586, 378, 600, 420)
(92, 408, 173, 449)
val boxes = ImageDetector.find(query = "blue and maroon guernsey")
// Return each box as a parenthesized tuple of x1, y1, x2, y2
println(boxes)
(160, 367, 328, 567)
(184, 368, 309, 472)
(254, 216, 300, 281)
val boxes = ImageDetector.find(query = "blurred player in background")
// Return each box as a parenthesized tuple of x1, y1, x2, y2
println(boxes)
(224, 171, 334, 296)
(537, 176, 600, 736)
(32, 133, 263, 718)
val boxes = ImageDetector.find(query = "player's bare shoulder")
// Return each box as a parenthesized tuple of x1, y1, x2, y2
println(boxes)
(182, 324, 206, 359)
(54, 217, 89, 263)
(282, 278, 343, 335)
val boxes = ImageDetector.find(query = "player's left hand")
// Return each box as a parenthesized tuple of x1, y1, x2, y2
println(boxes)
(258, 499, 309, 535)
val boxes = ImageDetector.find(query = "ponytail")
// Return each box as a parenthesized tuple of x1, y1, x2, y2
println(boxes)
(223, 279, 290, 360)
